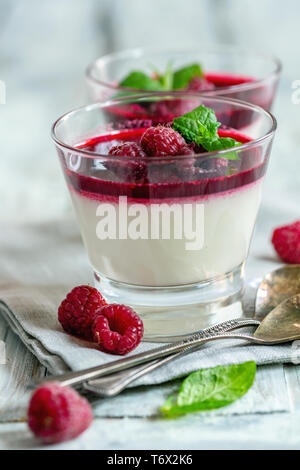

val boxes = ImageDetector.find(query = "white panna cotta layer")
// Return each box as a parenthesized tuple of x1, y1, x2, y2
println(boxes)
(70, 178, 263, 287)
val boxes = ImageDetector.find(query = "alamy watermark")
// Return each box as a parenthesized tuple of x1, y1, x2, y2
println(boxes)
(291, 80, 300, 104)
(95, 196, 205, 251)
(0, 80, 6, 104)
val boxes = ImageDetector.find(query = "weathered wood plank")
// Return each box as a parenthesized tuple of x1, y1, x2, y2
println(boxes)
(0, 319, 46, 422)
(1, 411, 300, 450)
(283, 364, 300, 410)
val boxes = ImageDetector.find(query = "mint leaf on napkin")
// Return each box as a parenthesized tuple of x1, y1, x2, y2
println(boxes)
(119, 71, 164, 91)
(172, 104, 241, 157)
(161, 361, 256, 417)
(173, 63, 203, 90)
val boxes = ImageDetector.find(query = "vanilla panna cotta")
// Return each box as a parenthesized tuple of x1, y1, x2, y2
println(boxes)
(70, 176, 263, 287)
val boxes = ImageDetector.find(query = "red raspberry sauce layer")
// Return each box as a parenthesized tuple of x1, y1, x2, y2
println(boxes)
(204, 72, 255, 87)
(64, 128, 266, 202)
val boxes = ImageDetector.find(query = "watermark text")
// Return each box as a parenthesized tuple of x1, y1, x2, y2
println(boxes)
(95, 196, 205, 251)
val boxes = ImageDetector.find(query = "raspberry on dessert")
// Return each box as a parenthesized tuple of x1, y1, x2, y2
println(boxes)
(108, 142, 146, 157)
(116, 119, 153, 130)
(178, 145, 195, 156)
(271, 221, 300, 264)
(199, 157, 229, 176)
(92, 304, 144, 355)
(149, 99, 199, 121)
(28, 382, 93, 444)
(106, 159, 147, 183)
(187, 76, 216, 91)
(107, 142, 148, 183)
(58, 285, 107, 341)
(141, 125, 186, 156)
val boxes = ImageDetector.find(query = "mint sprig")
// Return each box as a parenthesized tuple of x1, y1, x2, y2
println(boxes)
(173, 104, 241, 158)
(119, 71, 164, 92)
(173, 105, 220, 143)
(119, 62, 203, 92)
(157, 61, 174, 91)
(161, 361, 256, 417)
(173, 63, 203, 90)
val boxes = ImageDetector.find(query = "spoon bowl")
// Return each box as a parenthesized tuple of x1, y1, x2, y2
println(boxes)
(255, 265, 300, 321)
(254, 293, 300, 342)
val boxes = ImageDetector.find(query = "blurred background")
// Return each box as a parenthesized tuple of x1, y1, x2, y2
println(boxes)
(0, 0, 299, 237)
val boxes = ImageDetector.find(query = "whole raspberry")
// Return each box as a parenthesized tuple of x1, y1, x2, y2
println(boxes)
(108, 142, 146, 157)
(106, 159, 147, 183)
(272, 221, 300, 264)
(141, 126, 186, 156)
(58, 285, 107, 341)
(187, 76, 216, 91)
(92, 304, 144, 355)
(28, 382, 93, 444)
(200, 157, 229, 177)
(178, 145, 195, 156)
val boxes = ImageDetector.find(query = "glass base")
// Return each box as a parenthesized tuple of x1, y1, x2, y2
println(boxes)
(94, 264, 245, 342)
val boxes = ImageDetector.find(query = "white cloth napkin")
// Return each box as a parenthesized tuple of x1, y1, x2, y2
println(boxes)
(0, 219, 295, 387)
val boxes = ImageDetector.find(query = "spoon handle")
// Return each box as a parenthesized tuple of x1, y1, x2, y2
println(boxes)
(84, 344, 209, 397)
(85, 329, 268, 397)
(84, 323, 261, 397)
(37, 318, 259, 388)
(83, 353, 183, 397)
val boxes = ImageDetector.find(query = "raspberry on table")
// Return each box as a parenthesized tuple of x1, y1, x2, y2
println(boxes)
(28, 382, 93, 444)
(58, 285, 107, 341)
(272, 221, 300, 264)
(108, 142, 146, 157)
(141, 125, 187, 156)
(92, 304, 144, 355)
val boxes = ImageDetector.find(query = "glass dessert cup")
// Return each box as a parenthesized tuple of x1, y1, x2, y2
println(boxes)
(52, 94, 276, 341)
(86, 46, 281, 120)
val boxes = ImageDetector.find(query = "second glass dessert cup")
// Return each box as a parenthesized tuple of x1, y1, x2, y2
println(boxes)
(52, 94, 276, 340)
(86, 46, 281, 114)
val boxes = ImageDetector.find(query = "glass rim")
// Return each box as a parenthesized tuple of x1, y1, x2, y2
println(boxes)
(86, 45, 282, 95)
(51, 93, 277, 162)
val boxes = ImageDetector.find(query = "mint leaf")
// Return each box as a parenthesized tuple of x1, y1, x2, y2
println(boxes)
(203, 137, 242, 160)
(172, 104, 241, 158)
(173, 105, 220, 144)
(119, 71, 163, 91)
(157, 61, 174, 91)
(173, 63, 203, 90)
(161, 361, 256, 417)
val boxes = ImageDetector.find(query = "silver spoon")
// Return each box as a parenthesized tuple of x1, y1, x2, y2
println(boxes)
(38, 318, 258, 389)
(255, 264, 300, 320)
(84, 292, 300, 397)
(84, 265, 300, 397)
(82, 319, 258, 397)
